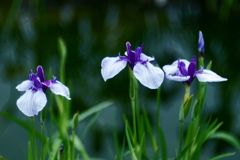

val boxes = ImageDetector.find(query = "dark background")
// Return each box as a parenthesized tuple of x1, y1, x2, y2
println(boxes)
(0, 0, 240, 159)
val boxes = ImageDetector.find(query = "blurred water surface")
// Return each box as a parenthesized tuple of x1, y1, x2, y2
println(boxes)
(0, 0, 240, 159)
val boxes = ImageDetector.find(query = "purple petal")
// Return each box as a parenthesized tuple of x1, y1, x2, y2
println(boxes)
(196, 69, 228, 82)
(188, 57, 197, 78)
(16, 89, 47, 117)
(101, 57, 127, 81)
(49, 80, 71, 100)
(178, 60, 188, 76)
(198, 31, 205, 54)
(42, 80, 52, 87)
(133, 62, 164, 89)
(16, 80, 33, 91)
(37, 66, 45, 82)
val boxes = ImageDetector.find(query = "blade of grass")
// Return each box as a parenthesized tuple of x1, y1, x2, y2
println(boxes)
(157, 125, 167, 160)
(208, 152, 235, 160)
(0, 111, 45, 142)
(142, 106, 158, 153)
(125, 122, 137, 160)
(210, 131, 240, 151)
(74, 135, 90, 160)
(28, 141, 33, 160)
(81, 111, 101, 138)
(78, 100, 114, 122)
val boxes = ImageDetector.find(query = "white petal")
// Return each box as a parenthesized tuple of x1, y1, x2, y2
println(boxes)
(133, 62, 164, 89)
(140, 53, 154, 61)
(196, 69, 228, 82)
(166, 74, 190, 82)
(101, 57, 127, 81)
(16, 90, 47, 117)
(16, 80, 33, 91)
(163, 59, 190, 75)
(49, 81, 71, 100)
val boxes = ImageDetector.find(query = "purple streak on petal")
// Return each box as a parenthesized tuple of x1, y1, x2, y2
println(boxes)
(29, 73, 42, 89)
(126, 42, 135, 68)
(178, 59, 188, 76)
(37, 66, 47, 92)
(198, 31, 204, 57)
(37, 66, 45, 82)
(187, 57, 197, 85)
(42, 81, 52, 87)
(194, 66, 203, 76)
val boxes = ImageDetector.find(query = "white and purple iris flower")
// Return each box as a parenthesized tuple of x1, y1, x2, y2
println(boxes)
(163, 57, 227, 85)
(101, 42, 164, 89)
(16, 66, 71, 117)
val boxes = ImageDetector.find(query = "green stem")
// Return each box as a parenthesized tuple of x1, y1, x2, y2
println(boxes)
(156, 87, 161, 159)
(72, 129, 75, 159)
(129, 68, 138, 152)
(31, 117, 38, 160)
(41, 122, 44, 160)
(178, 121, 184, 160)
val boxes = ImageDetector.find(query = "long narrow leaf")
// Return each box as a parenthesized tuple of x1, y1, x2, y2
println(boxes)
(0, 111, 45, 143)
(81, 112, 101, 138)
(142, 106, 158, 153)
(208, 152, 235, 160)
(210, 131, 240, 151)
(125, 122, 137, 160)
(157, 126, 167, 160)
(78, 100, 114, 122)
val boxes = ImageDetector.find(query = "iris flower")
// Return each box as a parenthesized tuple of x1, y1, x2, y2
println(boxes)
(163, 31, 227, 85)
(162, 57, 227, 86)
(101, 42, 164, 89)
(16, 66, 71, 117)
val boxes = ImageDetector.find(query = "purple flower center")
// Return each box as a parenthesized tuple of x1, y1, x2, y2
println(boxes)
(177, 57, 202, 85)
(119, 42, 145, 69)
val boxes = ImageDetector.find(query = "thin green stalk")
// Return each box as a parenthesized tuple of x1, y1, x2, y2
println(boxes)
(72, 129, 75, 159)
(156, 87, 161, 159)
(129, 68, 137, 147)
(41, 123, 45, 160)
(178, 121, 184, 160)
(31, 117, 38, 160)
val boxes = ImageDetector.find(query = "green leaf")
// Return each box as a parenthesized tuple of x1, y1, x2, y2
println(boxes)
(72, 111, 80, 130)
(157, 126, 167, 160)
(206, 61, 212, 70)
(82, 111, 101, 138)
(210, 131, 240, 151)
(74, 135, 90, 160)
(184, 95, 193, 119)
(142, 106, 158, 153)
(48, 138, 62, 160)
(174, 140, 195, 160)
(0, 111, 45, 143)
(28, 141, 33, 160)
(125, 121, 137, 160)
(191, 97, 201, 121)
(78, 100, 114, 122)
(208, 152, 235, 160)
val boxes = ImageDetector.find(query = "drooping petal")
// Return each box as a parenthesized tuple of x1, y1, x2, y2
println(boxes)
(162, 60, 179, 75)
(165, 74, 190, 82)
(48, 80, 71, 100)
(140, 53, 154, 61)
(133, 62, 164, 89)
(101, 57, 127, 81)
(16, 89, 47, 117)
(196, 69, 228, 82)
(16, 80, 33, 91)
